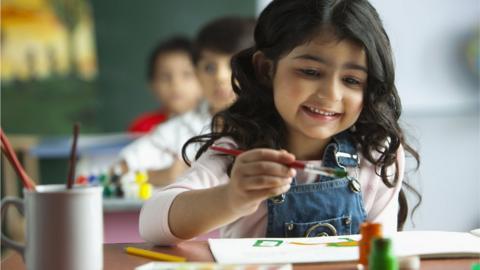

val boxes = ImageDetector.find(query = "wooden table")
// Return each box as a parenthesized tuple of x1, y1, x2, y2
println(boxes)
(2, 242, 478, 269)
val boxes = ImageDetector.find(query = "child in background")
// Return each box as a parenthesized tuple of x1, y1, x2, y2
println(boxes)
(117, 17, 256, 186)
(128, 36, 202, 133)
(139, 0, 420, 245)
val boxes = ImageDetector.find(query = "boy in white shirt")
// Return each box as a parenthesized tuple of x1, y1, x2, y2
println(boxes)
(116, 17, 256, 186)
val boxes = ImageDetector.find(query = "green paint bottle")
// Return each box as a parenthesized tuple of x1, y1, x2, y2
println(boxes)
(369, 237, 399, 270)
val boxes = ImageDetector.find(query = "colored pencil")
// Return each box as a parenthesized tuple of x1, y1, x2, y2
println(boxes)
(210, 145, 347, 178)
(124, 246, 186, 262)
(67, 123, 80, 189)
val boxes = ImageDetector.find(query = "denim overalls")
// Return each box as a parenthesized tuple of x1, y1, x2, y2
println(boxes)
(266, 131, 367, 237)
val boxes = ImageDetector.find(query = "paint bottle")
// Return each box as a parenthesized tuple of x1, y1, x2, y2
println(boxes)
(369, 237, 398, 270)
(103, 184, 114, 198)
(359, 222, 383, 268)
(75, 175, 88, 185)
(135, 171, 149, 200)
(139, 182, 152, 200)
(135, 171, 148, 184)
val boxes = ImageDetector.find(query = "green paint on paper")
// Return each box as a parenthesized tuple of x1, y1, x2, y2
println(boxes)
(253, 239, 284, 247)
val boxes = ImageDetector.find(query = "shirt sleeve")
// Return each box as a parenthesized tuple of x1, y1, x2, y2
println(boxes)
(119, 126, 174, 171)
(138, 143, 233, 245)
(365, 144, 405, 235)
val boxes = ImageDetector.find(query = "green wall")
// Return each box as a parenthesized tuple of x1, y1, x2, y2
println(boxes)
(92, 0, 256, 132)
(2, 79, 99, 135)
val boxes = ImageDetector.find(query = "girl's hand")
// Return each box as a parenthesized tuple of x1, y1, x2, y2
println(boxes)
(227, 148, 296, 216)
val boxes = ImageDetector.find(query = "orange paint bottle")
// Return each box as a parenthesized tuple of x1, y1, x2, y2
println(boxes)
(359, 222, 383, 268)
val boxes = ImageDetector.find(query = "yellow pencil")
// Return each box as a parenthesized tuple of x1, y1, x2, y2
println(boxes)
(124, 246, 186, 262)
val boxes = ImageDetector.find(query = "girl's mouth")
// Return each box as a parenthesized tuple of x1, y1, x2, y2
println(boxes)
(301, 105, 341, 120)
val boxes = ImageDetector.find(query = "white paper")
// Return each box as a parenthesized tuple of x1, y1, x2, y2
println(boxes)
(209, 231, 480, 264)
(135, 262, 292, 270)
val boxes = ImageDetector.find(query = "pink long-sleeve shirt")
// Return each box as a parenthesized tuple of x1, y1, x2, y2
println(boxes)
(139, 139, 405, 245)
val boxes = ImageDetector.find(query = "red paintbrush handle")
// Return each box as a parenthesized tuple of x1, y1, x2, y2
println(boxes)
(0, 129, 36, 190)
(287, 161, 306, 170)
(209, 145, 244, 156)
(210, 145, 306, 169)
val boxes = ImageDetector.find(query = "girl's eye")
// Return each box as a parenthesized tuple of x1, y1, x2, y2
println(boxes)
(344, 77, 361, 85)
(299, 69, 320, 77)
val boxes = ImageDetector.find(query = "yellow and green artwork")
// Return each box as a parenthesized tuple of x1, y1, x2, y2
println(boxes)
(1, 0, 97, 82)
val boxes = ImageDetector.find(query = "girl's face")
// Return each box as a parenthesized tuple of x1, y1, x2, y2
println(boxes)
(196, 50, 236, 115)
(272, 31, 367, 157)
(151, 51, 202, 115)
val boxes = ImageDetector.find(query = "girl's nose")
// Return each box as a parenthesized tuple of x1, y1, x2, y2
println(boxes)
(316, 77, 342, 101)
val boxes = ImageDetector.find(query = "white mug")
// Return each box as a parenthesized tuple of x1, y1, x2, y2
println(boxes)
(1, 185, 103, 270)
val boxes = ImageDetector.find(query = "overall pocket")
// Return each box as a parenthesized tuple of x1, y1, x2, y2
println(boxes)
(284, 215, 352, 237)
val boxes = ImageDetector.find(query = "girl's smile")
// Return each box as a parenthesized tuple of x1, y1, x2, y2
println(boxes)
(300, 104, 342, 122)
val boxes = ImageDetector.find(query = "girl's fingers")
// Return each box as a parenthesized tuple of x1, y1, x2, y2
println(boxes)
(229, 148, 296, 204)
(240, 175, 292, 190)
(247, 183, 291, 201)
(238, 148, 295, 164)
(239, 161, 295, 178)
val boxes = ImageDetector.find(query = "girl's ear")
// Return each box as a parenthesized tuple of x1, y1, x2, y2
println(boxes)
(252, 51, 274, 86)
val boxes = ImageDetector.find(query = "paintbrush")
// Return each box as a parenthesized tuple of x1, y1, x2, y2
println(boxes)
(210, 145, 347, 178)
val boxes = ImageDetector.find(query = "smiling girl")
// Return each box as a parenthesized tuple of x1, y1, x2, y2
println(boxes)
(139, 0, 420, 245)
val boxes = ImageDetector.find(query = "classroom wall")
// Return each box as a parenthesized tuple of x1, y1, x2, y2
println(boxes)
(403, 114, 479, 232)
(91, 0, 256, 132)
(368, 0, 480, 231)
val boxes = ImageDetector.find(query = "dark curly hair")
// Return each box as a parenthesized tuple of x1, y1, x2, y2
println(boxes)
(183, 0, 420, 230)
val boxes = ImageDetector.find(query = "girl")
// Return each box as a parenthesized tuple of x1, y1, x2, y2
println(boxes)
(139, 0, 419, 244)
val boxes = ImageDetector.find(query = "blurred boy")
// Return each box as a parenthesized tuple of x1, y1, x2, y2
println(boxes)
(117, 17, 256, 186)
(128, 36, 202, 133)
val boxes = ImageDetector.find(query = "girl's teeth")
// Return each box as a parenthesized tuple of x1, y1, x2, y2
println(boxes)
(306, 106, 335, 116)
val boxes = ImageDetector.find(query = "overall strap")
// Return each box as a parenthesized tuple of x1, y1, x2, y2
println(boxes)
(322, 131, 359, 169)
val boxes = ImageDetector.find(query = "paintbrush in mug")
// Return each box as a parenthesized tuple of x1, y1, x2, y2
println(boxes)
(210, 145, 348, 178)
(1, 128, 36, 190)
